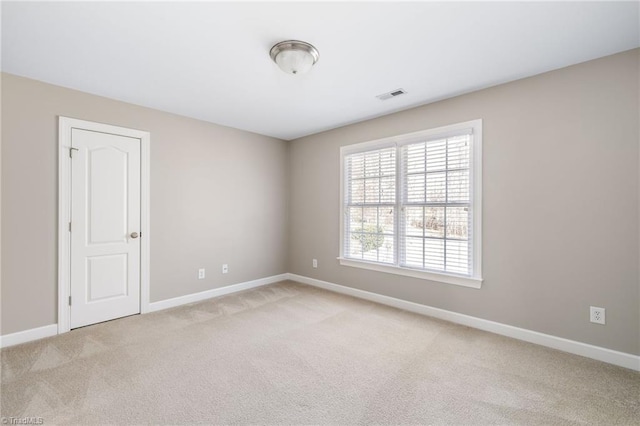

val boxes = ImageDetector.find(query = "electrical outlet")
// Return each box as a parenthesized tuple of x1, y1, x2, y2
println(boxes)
(198, 268, 205, 279)
(222, 264, 228, 274)
(590, 306, 605, 325)
(312, 259, 318, 268)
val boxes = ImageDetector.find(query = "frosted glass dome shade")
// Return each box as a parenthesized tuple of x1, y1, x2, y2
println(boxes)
(270, 40, 319, 75)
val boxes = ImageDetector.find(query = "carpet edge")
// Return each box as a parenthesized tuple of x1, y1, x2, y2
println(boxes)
(287, 273, 640, 372)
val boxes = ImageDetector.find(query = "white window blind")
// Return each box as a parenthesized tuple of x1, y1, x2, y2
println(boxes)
(340, 120, 482, 287)
(401, 134, 472, 275)
(344, 147, 396, 264)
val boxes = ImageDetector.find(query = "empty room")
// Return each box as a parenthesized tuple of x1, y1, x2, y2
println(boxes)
(1, 1, 639, 424)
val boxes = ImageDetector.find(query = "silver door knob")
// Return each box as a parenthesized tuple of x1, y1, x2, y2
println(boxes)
(130, 232, 139, 239)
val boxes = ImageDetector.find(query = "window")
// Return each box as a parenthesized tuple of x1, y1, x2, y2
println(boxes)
(339, 120, 482, 288)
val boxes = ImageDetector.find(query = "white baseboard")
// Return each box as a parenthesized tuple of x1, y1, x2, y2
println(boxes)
(3, 273, 638, 372)
(147, 273, 289, 313)
(287, 273, 640, 372)
(1, 274, 288, 348)
(0, 324, 58, 349)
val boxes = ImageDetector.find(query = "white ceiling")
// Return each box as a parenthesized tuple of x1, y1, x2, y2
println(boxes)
(2, 2, 639, 140)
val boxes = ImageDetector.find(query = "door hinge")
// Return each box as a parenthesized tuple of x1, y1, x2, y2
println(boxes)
(69, 222, 71, 232)
(69, 147, 79, 158)
(69, 296, 72, 306)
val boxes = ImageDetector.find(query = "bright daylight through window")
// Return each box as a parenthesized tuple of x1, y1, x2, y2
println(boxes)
(339, 120, 482, 288)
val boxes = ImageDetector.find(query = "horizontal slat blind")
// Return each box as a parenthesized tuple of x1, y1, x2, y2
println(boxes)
(345, 147, 396, 264)
(401, 134, 472, 275)
(341, 121, 479, 282)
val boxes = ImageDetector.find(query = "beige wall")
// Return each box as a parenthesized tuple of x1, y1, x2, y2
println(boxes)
(0, 64, 3, 339)
(1, 73, 288, 335)
(289, 49, 640, 355)
(2, 50, 639, 356)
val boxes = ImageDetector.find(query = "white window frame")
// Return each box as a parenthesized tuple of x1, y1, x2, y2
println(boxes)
(338, 120, 483, 289)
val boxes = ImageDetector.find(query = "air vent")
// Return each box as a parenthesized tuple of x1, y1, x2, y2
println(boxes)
(376, 88, 407, 101)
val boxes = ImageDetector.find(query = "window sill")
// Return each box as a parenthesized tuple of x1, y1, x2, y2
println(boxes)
(337, 257, 483, 289)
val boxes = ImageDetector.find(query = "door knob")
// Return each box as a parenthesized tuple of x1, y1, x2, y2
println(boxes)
(130, 232, 139, 239)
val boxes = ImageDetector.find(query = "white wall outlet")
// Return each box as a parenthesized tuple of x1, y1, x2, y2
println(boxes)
(198, 268, 205, 280)
(222, 264, 228, 274)
(590, 306, 605, 325)
(312, 259, 318, 268)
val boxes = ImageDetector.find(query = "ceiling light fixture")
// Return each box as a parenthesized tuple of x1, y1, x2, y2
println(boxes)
(270, 40, 319, 75)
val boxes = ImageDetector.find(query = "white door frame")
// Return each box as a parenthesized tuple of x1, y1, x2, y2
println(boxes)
(58, 117, 151, 334)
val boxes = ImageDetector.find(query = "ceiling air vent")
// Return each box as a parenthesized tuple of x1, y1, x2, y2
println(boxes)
(376, 88, 407, 101)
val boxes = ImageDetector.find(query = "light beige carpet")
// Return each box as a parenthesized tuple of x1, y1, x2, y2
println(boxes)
(1, 280, 638, 425)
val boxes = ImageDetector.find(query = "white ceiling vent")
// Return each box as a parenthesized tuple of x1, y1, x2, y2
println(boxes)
(376, 88, 407, 100)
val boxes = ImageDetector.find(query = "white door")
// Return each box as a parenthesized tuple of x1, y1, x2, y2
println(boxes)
(70, 127, 141, 329)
